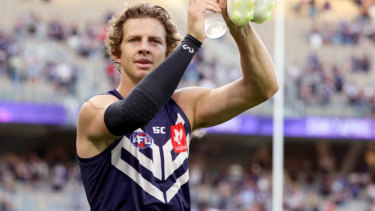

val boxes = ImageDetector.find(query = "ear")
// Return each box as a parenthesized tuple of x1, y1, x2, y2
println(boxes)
(112, 53, 121, 64)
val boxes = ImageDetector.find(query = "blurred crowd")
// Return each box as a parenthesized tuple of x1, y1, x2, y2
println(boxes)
(0, 150, 88, 211)
(0, 15, 82, 96)
(0, 0, 374, 116)
(304, 0, 375, 51)
(189, 160, 375, 211)
(293, 0, 375, 21)
(289, 52, 375, 112)
(288, 0, 375, 116)
(2, 151, 375, 210)
(1, 0, 375, 210)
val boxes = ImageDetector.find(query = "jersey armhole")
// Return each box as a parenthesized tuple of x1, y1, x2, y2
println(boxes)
(169, 98, 192, 133)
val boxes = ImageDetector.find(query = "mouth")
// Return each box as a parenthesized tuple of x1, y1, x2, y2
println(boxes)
(135, 58, 152, 69)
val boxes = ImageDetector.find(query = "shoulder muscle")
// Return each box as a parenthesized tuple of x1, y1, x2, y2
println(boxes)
(77, 94, 119, 141)
(172, 87, 212, 130)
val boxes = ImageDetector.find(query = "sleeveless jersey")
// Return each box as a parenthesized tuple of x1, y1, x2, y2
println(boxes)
(75, 90, 192, 211)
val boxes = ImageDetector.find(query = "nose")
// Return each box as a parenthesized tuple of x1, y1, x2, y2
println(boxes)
(138, 38, 150, 55)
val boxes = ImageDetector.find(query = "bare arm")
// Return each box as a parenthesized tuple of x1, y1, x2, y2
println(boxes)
(175, 0, 279, 130)
(76, 95, 119, 158)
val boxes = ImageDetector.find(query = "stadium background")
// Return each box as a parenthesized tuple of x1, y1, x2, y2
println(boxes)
(1, 0, 375, 210)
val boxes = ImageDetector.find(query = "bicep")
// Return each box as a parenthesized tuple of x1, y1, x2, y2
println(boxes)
(190, 80, 265, 129)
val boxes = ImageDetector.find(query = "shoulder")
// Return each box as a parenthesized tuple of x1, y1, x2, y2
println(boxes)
(172, 87, 212, 128)
(78, 94, 119, 125)
(84, 94, 119, 109)
(173, 86, 212, 105)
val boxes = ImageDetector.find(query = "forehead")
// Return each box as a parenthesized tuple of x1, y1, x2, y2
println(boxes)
(123, 17, 166, 40)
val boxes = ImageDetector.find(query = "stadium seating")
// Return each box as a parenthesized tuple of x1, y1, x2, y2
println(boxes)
(1, 0, 375, 210)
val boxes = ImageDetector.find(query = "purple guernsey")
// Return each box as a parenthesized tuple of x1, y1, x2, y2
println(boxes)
(75, 90, 192, 211)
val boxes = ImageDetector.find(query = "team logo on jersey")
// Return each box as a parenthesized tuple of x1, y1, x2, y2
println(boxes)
(171, 122, 187, 153)
(130, 131, 153, 149)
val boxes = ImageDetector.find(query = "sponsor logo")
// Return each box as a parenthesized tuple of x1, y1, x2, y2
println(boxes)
(171, 122, 187, 153)
(130, 131, 153, 149)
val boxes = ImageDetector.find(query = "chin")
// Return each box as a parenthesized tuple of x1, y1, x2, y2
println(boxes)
(137, 70, 151, 78)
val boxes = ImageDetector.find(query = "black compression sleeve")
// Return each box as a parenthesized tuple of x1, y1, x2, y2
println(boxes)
(104, 35, 201, 136)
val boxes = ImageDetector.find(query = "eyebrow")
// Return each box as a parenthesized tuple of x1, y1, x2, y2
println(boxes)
(125, 35, 164, 42)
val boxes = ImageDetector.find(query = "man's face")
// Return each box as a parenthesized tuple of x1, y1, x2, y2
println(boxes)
(115, 17, 168, 83)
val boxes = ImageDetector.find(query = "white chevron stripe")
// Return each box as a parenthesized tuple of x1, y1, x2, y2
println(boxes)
(176, 113, 190, 146)
(123, 134, 162, 180)
(163, 113, 190, 179)
(166, 170, 190, 202)
(162, 139, 188, 180)
(110, 113, 190, 203)
(111, 139, 165, 202)
(176, 113, 185, 125)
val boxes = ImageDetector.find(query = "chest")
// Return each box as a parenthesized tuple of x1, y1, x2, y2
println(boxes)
(127, 106, 191, 148)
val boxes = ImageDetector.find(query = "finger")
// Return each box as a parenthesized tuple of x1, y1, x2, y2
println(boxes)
(205, 1, 222, 13)
(206, 0, 222, 10)
(219, 0, 227, 11)
(206, 0, 220, 5)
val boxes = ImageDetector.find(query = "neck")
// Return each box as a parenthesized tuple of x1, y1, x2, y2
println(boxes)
(116, 71, 142, 98)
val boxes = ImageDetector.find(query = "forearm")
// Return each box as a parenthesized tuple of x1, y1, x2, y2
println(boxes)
(230, 24, 278, 99)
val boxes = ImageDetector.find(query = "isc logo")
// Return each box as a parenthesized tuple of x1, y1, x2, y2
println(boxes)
(153, 126, 166, 134)
(130, 131, 153, 149)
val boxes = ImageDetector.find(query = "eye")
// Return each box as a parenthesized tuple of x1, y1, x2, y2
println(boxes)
(128, 38, 138, 43)
(151, 39, 161, 44)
